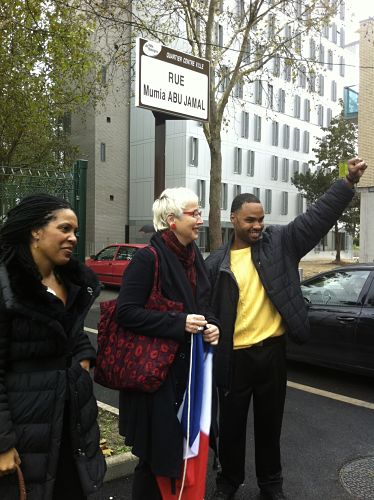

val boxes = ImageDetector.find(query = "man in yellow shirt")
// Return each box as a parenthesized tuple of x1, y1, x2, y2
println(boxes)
(206, 158, 367, 499)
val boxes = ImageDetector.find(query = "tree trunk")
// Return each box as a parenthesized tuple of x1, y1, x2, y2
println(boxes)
(208, 130, 222, 251)
(334, 222, 341, 263)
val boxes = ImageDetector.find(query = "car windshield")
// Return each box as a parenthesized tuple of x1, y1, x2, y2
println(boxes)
(301, 269, 371, 306)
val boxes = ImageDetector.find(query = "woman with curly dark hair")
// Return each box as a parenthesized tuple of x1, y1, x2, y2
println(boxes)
(0, 194, 106, 500)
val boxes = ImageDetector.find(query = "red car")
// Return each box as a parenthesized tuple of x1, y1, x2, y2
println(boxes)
(86, 243, 147, 286)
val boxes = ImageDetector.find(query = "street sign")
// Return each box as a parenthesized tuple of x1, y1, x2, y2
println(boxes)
(135, 38, 210, 121)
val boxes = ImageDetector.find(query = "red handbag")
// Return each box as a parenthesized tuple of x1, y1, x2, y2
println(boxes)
(94, 246, 183, 392)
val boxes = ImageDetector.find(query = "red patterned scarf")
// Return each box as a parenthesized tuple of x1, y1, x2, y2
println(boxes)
(161, 230, 197, 294)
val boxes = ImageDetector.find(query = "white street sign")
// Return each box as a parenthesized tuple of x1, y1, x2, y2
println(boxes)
(136, 38, 210, 121)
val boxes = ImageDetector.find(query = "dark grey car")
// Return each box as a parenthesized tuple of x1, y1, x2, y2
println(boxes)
(287, 264, 374, 376)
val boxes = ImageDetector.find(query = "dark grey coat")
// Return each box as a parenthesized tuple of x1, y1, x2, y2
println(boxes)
(205, 179, 355, 390)
(0, 258, 106, 499)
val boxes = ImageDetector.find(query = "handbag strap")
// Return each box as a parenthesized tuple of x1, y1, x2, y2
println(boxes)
(16, 464, 27, 500)
(146, 246, 161, 292)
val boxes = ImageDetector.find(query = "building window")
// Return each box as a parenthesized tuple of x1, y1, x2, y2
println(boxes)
(331, 23, 338, 44)
(221, 183, 228, 210)
(283, 124, 290, 149)
(340, 1, 345, 20)
(318, 74, 324, 96)
(100, 142, 106, 162)
(282, 158, 289, 182)
(254, 80, 263, 105)
(326, 108, 333, 127)
(328, 49, 333, 70)
(294, 34, 302, 53)
(309, 38, 316, 60)
(317, 105, 324, 127)
(304, 99, 310, 121)
(331, 80, 337, 102)
(271, 156, 279, 180)
(281, 191, 288, 215)
(265, 189, 272, 214)
(234, 184, 242, 197)
(101, 65, 107, 84)
(278, 89, 285, 113)
(294, 95, 301, 118)
(319, 44, 325, 65)
(216, 23, 224, 47)
(247, 150, 255, 176)
(273, 56, 280, 77)
(219, 66, 229, 91)
(340, 56, 345, 77)
(189, 137, 199, 166)
(241, 111, 249, 138)
(296, 193, 304, 214)
(340, 27, 345, 47)
(272, 120, 279, 146)
(293, 160, 299, 176)
(298, 66, 306, 88)
(293, 128, 300, 151)
(309, 74, 316, 92)
(235, 80, 244, 98)
(236, 0, 245, 17)
(302, 162, 309, 174)
(284, 63, 291, 82)
(234, 147, 242, 174)
(254, 115, 262, 142)
(268, 84, 274, 109)
(322, 23, 329, 39)
(243, 40, 251, 64)
(268, 13, 276, 39)
(253, 187, 260, 199)
(197, 179, 206, 208)
(303, 131, 310, 153)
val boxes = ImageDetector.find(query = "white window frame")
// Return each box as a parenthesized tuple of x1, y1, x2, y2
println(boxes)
(282, 158, 289, 182)
(189, 137, 199, 166)
(247, 150, 255, 176)
(234, 147, 243, 174)
(254, 114, 262, 142)
(265, 189, 272, 214)
(281, 191, 288, 215)
(271, 156, 279, 180)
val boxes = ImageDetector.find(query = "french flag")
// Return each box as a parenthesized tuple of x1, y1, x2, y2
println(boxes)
(156, 334, 213, 499)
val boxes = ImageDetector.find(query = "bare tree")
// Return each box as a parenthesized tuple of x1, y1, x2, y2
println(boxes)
(78, 0, 342, 250)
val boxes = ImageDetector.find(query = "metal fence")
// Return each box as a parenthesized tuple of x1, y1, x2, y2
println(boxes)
(0, 161, 87, 261)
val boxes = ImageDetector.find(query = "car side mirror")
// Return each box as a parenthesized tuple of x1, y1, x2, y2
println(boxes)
(90, 254, 97, 260)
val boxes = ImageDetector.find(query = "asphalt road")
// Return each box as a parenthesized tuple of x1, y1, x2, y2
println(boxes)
(86, 288, 374, 500)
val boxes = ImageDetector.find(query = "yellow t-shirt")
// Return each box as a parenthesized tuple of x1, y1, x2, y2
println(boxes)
(231, 247, 284, 349)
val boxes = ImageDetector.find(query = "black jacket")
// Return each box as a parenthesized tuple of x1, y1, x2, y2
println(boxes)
(205, 179, 355, 390)
(0, 258, 106, 499)
(116, 232, 219, 478)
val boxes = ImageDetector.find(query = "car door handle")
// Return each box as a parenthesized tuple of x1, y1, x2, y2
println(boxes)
(336, 316, 356, 323)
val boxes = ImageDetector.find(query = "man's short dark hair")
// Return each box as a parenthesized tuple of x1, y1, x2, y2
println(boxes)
(231, 193, 261, 213)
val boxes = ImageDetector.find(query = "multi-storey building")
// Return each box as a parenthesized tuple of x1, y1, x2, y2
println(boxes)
(129, 1, 352, 253)
(72, 1, 355, 255)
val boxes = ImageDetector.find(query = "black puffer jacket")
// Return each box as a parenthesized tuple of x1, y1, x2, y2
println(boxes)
(205, 179, 355, 390)
(0, 258, 106, 499)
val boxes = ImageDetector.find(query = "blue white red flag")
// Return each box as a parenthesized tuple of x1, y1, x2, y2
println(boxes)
(156, 334, 213, 499)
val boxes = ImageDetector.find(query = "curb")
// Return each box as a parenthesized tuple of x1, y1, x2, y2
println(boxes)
(97, 401, 139, 482)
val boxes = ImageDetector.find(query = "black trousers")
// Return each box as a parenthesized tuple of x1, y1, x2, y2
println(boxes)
(132, 461, 162, 500)
(218, 336, 287, 492)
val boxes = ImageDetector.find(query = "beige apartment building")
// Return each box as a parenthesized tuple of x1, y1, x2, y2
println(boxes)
(358, 19, 374, 263)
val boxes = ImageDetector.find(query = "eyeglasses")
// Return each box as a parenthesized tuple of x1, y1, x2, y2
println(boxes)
(182, 209, 203, 219)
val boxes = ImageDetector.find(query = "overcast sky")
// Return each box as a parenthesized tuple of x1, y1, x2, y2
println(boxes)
(346, 0, 374, 42)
